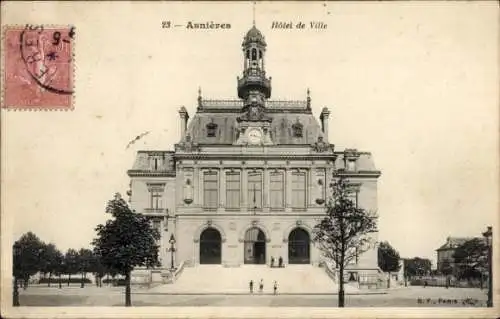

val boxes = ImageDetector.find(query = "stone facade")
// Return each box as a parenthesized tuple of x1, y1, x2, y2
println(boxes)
(127, 26, 382, 278)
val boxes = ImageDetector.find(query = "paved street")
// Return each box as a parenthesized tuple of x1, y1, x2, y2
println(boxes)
(17, 284, 488, 307)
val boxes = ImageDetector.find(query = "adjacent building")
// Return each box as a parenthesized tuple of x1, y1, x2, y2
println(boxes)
(127, 25, 382, 280)
(436, 236, 476, 273)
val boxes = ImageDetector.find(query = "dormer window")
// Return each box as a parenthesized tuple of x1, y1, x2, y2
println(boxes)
(347, 160, 356, 171)
(292, 120, 303, 138)
(206, 120, 218, 137)
(149, 155, 163, 171)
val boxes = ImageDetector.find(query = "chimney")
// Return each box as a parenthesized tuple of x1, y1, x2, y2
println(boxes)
(178, 106, 189, 140)
(319, 107, 330, 140)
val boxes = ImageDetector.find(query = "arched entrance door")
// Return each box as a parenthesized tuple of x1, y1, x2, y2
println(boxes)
(199, 228, 222, 264)
(288, 228, 310, 264)
(244, 227, 266, 264)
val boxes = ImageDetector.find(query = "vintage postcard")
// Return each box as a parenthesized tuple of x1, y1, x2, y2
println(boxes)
(1, 1, 498, 318)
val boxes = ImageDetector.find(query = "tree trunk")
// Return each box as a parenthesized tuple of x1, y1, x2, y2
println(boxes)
(13, 277, 20, 306)
(81, 272, 85, 288)
(338, 263, 345, 307)
(68, 273, 71, 286)
(125, 271, 131, 307)
(48, 272, 52, 287)
(58, 274, 62, 289)
(23, 276, 28, 290)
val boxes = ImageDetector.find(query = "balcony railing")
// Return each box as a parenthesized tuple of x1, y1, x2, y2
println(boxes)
(143, 208, 168, 215)
(199, 99, 308, 110)
(200, 99, 244, 109)
(267, 100, 307, 109)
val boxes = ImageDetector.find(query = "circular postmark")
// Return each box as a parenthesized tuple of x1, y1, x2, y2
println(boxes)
(19, 24, 74, 95)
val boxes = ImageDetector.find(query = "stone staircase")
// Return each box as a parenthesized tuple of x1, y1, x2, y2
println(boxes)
(147, 264, 360, 294)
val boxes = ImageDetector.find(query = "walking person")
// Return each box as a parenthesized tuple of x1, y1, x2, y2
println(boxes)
(259, 279, 264, 293)
(271, 256, 275, 268)
(278, 256, 283, 268)
(249, 280, 254, 293)
(273, 281, 278, 295)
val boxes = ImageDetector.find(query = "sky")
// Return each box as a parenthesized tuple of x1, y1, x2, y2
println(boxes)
(2, 1, 498, 268)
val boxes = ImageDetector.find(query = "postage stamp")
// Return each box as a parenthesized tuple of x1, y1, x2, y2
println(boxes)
(2, 25, 74, 110)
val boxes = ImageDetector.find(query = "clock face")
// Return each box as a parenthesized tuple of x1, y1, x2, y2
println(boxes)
(247, 128, 263, 144)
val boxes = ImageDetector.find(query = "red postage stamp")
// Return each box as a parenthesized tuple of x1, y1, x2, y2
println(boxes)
(2, 25, 74, 110)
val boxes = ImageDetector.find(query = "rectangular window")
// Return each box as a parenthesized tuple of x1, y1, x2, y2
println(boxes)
(203, 171, 218, 209)
(152, 219, 161, 244)
(148, 184, 164, 209)
(347, 185, 359, 208)
(270, 171, 284, 209)
(291, 171, 306, 209)
(225, 171, 241, 210)
(247, 170, 262, 210)
(347, 159, 356, 171)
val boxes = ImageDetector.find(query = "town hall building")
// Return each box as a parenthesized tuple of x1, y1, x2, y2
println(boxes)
(127, 25, 381, 280)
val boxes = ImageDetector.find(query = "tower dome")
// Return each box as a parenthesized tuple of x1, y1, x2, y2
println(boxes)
(237, 25, 271, 101)
(243, 25, 266, 46)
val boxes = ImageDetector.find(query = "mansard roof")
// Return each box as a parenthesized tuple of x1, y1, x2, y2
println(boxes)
(335, 152, 379, 172)
(127, 150, 176, 177)
(436, 237, 478, 251)
(182, 99, 325, 146)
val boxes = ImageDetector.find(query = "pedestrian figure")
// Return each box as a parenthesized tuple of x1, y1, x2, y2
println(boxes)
(249, 280, 254, 293)
(424, 280, 427, 288)
(273, 281, 278, 295)
(271, 256, 275, 268)
(259, 279, 264, 293)
(278, 256, 283, 268)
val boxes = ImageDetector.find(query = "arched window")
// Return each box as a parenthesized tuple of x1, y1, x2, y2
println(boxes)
(200, 228, 222, 264)
(288, 228, 310, 264)
(251, 48, 257, 61)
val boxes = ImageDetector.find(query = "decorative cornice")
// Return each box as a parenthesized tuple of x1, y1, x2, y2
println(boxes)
(336, 170, 381, 178)
(127, 170, 176, 177)
(197, 108, 312, 114)
(173, 154, 338, 161)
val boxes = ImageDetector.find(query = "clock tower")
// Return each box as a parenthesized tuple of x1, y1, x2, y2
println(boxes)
(235, 24, 273, 146)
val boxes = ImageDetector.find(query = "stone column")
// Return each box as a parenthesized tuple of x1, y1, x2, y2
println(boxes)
(198, 168, 203, 207)
(193, 165, 199, 205)
(263, 165, 269, 211)
(285, 167, 292, 212)
(219, 167, 225, 213)
(242, 166, 248, 210)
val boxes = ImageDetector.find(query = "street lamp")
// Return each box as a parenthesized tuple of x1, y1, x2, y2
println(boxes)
(482, 226, 493, 307)
(168, 234, 176, 272)
(59, 259, 65, 289)
(13, 243, 21, 306)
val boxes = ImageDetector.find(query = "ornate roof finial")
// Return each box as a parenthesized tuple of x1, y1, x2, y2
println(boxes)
(306, 88, 311, 110)
(252, 1, 256, 26)
(197, 86, 202, 110)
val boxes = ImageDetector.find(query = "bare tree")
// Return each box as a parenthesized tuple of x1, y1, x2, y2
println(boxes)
(313, 175, 378, 307)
